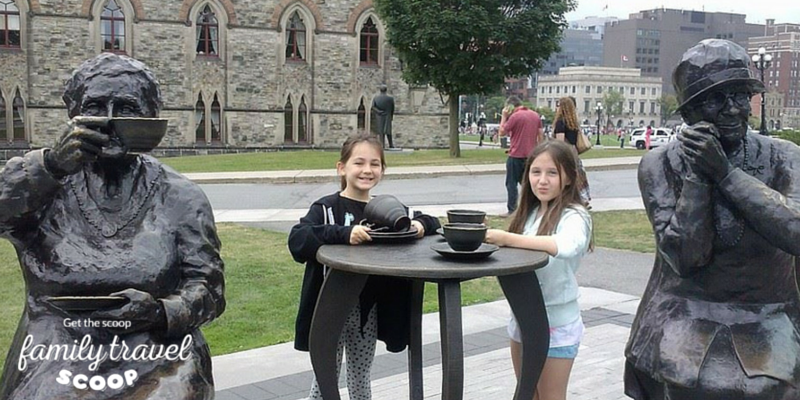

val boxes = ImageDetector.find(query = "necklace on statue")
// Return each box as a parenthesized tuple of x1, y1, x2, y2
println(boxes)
(713, 137, 748, 247)
(71, 159, 163, 238)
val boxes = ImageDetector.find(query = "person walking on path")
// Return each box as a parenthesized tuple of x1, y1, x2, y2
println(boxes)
(645, 125, 653, 150)
(498, 96, 543, 216)
(288, 133, 440, 400)
(485, 140, 593, 400)
(552, 96, 591, 207)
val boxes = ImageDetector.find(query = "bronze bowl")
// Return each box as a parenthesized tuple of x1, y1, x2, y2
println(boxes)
(442, 223, 487, 252)
(110, 117, 169, 153)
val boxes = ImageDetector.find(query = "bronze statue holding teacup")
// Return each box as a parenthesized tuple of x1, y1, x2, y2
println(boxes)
(0, 53, 224, 399)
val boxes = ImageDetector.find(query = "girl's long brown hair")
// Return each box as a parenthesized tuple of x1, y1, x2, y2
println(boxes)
(552, 96, 580, 133)
(339, 132, 386, 190)
(507, 140, 593, 250)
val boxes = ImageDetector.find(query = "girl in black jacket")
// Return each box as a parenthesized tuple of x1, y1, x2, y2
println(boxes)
(288, 133, 440, 400)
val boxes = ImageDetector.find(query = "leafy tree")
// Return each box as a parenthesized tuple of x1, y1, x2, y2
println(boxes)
(374, 0, 575, 156)
(602, 89, 625, 128)
(658, 94, 678, 125)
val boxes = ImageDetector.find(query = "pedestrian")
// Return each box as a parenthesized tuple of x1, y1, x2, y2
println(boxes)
(485, 140, 593, 400)
(498, 96, 543, 216)
(288, 133, 440, 400)
(551, 96, 591, 207)
(478, 111, 488, 146)
(618, 128, 625, 148)
(645, 125, 653, 150)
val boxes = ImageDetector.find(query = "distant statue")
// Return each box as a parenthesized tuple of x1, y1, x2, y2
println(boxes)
(624, 39, 800, 399)
(371, 84, 395, 149)
(0, 53, 225, 399)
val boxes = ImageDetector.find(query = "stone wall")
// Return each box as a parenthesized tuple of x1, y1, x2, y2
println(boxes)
(1, 0, 448, 151)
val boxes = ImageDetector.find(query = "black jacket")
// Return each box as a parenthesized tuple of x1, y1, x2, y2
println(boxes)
(288, 192, 441, 352)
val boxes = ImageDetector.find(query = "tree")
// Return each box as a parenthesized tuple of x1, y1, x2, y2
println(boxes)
(374, 0, 575, 157)
(658, 94, 678, 126)
(602, 89, 625, 129)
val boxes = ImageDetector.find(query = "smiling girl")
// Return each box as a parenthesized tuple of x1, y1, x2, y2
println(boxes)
(485, 140, 593, 400)
(288, 133, 439, 400)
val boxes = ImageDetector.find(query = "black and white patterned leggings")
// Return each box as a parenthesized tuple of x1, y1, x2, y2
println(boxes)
(308, 304, 378, 400)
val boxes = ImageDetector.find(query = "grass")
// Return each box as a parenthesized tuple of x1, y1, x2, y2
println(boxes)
(158, 145, 644, 174)
(0, 210, 654, 372)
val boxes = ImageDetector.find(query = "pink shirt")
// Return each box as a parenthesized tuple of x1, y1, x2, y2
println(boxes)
(503, 107, 541, 158)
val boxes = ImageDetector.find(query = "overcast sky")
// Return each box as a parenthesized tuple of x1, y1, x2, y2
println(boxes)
(566, 1, 797, 25)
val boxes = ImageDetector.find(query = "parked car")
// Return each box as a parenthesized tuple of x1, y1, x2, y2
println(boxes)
(629, 127, 675, 149)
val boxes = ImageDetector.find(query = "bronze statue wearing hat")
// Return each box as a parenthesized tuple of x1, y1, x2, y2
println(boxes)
(624, 39, 800, 399)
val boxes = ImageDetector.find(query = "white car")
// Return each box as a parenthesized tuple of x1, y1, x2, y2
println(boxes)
(629, 127, 674, 149)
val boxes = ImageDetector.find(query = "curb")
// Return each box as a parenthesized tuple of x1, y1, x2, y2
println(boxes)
(187, 162, 640, 185)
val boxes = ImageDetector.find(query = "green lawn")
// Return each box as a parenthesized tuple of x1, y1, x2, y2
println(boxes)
(159, 146, 644, 174)
(0, 210, 654, 371)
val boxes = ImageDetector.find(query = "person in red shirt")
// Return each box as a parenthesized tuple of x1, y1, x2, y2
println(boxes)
(498, 96, 543, 216)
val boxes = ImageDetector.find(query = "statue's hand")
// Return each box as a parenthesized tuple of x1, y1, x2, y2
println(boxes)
(91, 288, 167, 334)
(45, 116, 110, 178)
(677, 122, 731, 183)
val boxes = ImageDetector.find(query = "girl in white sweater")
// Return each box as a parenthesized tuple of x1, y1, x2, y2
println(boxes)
(486, 140, 593, 400)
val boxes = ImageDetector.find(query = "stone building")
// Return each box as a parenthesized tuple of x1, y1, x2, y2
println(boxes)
(536, 66, 663, 128)
(0, 0, 449, 157)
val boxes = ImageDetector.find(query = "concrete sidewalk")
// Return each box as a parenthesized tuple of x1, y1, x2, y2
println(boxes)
(213, 285, 644, 400)
(185, 156, 642, 184)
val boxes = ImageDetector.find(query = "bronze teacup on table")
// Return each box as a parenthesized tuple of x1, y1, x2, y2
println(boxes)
(364, 194, 411, 232)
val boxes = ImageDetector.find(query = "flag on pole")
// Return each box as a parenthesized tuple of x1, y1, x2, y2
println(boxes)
(602, 4, 609, 11)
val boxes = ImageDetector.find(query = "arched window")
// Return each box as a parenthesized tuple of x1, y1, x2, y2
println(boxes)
(284, 97, 293, 143)
(357, 98, 366, 131)
(210, 93, 221, 142)
(298, 96, 308, 143)
(196, 5, 219, 56)
(285, 12, 306, 62)
(195, 94, 206, 142)
(0, 0, 20, 48)
(12, 90, 24, 141)
(359, 17, 379, 66)
(0, 93, 6, 141)
(100, 0, 125, 53)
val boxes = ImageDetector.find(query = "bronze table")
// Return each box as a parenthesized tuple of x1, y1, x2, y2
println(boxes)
(311, 235, 550, 400)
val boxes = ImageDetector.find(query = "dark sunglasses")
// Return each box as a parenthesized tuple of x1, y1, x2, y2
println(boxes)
(702, 91, 751, 112)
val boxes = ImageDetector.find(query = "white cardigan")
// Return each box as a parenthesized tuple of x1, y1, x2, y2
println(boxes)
(523, 205, 592, 327)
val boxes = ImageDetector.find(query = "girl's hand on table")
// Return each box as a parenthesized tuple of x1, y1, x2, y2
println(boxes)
(350, 225, 372, 245)
(411, 220, 425, 238)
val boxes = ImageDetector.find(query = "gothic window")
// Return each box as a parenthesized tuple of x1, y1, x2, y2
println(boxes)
(100, 0, 125, 53)
(357, 98, 366, 131)
(0, 0, 20, 48)
(210, 93, 221, 142)
(285, 12, 306, 62)
(12, 89, 24, 141)
(195, 94, 206, 142)
(196, 5, 219, 56)
(359, 17, 378, 66)
(284, 97, 293, 143)
(298, 96, 308, 143)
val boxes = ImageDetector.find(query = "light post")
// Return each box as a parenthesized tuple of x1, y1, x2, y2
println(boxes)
(595, 102, 603, 145)
(751, 47, 773, 136)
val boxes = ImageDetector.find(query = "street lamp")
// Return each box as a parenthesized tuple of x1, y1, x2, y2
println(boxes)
(595, 102, 603, 145)
(751, 47, 773, 136)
